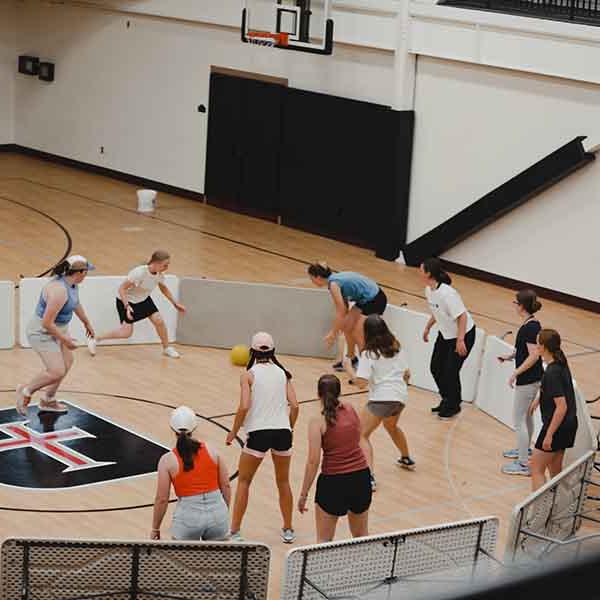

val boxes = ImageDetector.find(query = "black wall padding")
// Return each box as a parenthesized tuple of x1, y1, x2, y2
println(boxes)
(403, 136, 595, 267)
(204, 72, 414, 259)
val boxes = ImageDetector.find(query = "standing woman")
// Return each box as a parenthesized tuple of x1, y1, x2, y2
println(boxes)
(298, 375, 371, 543)
(307, 262, 387, 370)
(498, 290, 543, 476)
(529, 329, 578, 491)
(346, 315, 415, 491)
(421, 258, 476, 419)
(16, 255, 96, 415)
(151, 406, 231, 541)
(225, 332, 299, 543)
(87, 250, 185, 358)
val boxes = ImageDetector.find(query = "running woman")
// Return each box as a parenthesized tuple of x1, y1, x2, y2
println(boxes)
(529, 329, 578, 491)
(498, 290, 543, 476)
(16, 255, 96, 415)
(346, 315, 415, 491)
(308, 262, 387, 371)
(298, 374, 372, 543)
(421, 258, 476, 419)
(87, 250, 184, 358)
(225, 332, 299, 543)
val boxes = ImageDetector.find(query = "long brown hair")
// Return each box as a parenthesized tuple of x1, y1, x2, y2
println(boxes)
(363, 315, 400, 359)
(176, 432, 201, 471)
(421, 257, 452, 285)
(318, 374, 341, 427)
(307, 262, 332, 279)
(246, 348, 292, 380)
(538, 329, 567, 367)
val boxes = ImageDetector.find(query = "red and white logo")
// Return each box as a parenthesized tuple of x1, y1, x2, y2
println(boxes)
(0, 421, 115, 473)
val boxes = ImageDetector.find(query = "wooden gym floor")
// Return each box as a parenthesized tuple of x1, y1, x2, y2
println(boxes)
(0, 153, 599, 596)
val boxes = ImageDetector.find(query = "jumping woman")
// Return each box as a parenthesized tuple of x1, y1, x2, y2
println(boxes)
(17, 255, 96, 415)
(87, 250, 185, 358)
(421, 258, 476, 419)
(226, 332, 299, 543)
(529, 329, 578, 491)
(347, 315, 414, 491)
(308, 262, 387, 371)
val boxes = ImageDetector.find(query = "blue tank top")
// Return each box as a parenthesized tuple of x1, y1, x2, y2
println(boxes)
(328, 272, 379, 305)
(35, 277, 80, 325)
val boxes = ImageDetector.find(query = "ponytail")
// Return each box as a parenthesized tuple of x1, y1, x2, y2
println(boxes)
(516, 289, 542, 315)
(538, 328, 568, 368)
(318, 374, 341, 427)
(422, 257, 452, 286)
(176, 432, 201, 471)
(51, 261, 70, 277)
(247, 348, 292, 380)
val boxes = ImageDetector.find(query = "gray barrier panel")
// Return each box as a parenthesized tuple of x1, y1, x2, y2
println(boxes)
(177, 278, 336, 358)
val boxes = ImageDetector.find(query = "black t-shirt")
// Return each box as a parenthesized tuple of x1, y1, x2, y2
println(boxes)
(515, 319, 543, 385)
(539, 362, 577, 429)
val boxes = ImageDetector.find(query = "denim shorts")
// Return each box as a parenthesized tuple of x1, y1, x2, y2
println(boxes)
(170, 490, 229, 541)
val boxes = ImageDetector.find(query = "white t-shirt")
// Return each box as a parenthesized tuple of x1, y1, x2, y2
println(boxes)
(243, 363, 290, 434)
(425, 283, 474, 340)
(355, 350, 409, 403)
(124, 265, 165, 304)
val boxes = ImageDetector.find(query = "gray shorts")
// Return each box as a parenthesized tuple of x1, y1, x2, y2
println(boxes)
(26, 316, 69, 353)
(170, 490, 229, 541)
(367, 401, 405, 418)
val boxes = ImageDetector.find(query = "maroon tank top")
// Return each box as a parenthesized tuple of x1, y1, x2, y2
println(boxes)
(321, 403, 368, 475)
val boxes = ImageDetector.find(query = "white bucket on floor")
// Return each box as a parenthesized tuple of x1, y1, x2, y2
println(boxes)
(137, 189, 157, 213)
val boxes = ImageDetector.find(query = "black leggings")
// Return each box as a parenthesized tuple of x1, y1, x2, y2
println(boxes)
(430, 327, 476, 411)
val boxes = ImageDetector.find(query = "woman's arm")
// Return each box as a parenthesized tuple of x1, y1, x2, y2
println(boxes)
(287, 380, 299, 430)
(158, 282, 186, 313)
(118, 280, 137, 321)
(226, 372, 252, 445)
(151, 454, 173, 539)
(298, 418, 323, 513)
(542, 396, 568, 451)
(324, 283, 348, 346)
(73, 304, 95, 338)
(455, 312, 468, 357)
(41, 286, 75, 347)
(423, 316, 436, 342)
(216, 453, 231, 507)
(508, 343, 541, 387)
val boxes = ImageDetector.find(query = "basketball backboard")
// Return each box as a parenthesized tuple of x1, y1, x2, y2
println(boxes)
(241, 0, 333, 55)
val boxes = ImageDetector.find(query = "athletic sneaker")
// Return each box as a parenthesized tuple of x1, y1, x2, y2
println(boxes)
(438, 406, 461, 420)
(503, 448, 532, 460)
(229, 531, 244, 542)
(332, 357, 358, 372)
(16, 384, 30, 417)
(370, 475, 377, 492)
(163, 346, 181, 359)
(38, 398, 68, 413)
(87, 337, 97, 356)
(501, 461, 530, 476)
(396, 456, 416, 470)
(281, 529, 296, 544)
(431, 404, 442, 413)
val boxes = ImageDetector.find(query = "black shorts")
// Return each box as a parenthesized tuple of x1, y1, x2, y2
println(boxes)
(116, 297, 158, 324)
(535, 418, 578, 452)
(244, 429, 292, 458)
(356, 289, 387, 316)
(315, 468, 372, 517)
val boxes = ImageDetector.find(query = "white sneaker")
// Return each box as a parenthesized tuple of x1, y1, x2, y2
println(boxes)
(281, 528, 296, 544)
(87, 337, 97, 356)
(163, 346, 181, 359)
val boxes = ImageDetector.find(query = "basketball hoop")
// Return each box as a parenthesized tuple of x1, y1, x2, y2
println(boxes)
(246, 30, 289, 48)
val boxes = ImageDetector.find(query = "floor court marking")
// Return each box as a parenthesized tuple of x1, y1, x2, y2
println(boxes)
(6, 176, 599, 353)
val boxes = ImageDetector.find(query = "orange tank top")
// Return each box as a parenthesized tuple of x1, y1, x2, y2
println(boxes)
(171, 444, 219, 497)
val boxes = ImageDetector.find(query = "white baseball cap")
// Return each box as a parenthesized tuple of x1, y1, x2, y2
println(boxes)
(66, 255, 95, 271)
(251, 331, 275, 351)
(169, 406, 198, 433)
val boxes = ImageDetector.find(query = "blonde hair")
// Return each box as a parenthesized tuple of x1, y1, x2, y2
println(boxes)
(148, 250, 170, 264)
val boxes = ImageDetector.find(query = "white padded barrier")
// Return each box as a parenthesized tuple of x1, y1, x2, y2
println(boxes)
(19, 276, 179, 348)
(0, 281, 15, 349)
(384, 305, 486, 403)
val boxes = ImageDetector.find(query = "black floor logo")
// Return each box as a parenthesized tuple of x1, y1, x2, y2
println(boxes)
(0, 403, 168, 489)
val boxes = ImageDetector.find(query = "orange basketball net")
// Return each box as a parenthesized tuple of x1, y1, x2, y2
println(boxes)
(246, 30, 289, 47)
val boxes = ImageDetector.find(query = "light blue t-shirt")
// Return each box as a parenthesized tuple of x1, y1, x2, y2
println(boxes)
(35, 277, 80, 325)
(328, 272, 379, 305)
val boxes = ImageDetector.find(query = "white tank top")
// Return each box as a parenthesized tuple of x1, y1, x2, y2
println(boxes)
(243, 363, 290, 434)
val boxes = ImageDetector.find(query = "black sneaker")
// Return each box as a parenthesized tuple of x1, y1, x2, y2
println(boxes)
(397, 456, 416, 470)
(438, 406, 461, 420)
(332, 361, 345, 372)
(351, 356, 359, 368)
(431, 404, 443, 413)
